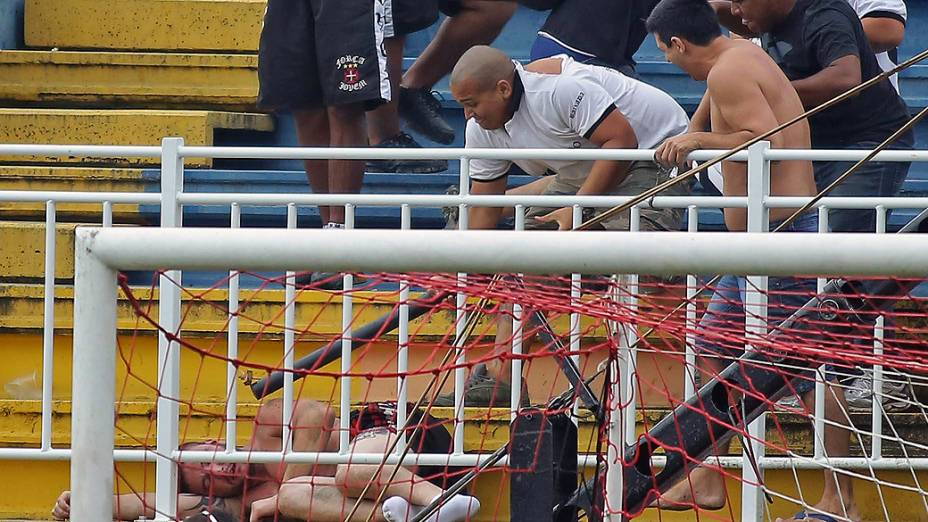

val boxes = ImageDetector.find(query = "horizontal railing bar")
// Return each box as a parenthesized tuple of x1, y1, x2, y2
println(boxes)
(178, 146, 748, 162)
(1, 448, 925, 471)
(176, 193, 746, 208)
(766, 196, 928, 209)
(0, 191, 161, 204)
(2, 143, 926, 163)
(0, 144, 162, 157)
(764, 149, 926, 162)
(0, 191, 924, 212)
(84, 227, 928, 276)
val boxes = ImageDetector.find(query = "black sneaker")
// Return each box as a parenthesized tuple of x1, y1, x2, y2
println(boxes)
(293, 272, 374, 291)
(366, 132, 448, 173)
(432, 363, 530, 408)
(398, 87, 456, 145)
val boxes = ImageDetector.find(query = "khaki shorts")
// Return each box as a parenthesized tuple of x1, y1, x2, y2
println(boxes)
(524, 161, 691, 231)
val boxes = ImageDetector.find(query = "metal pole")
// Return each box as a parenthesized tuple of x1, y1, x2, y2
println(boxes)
(71, 229, 118, 521)
(741, 141, 771, 521)
(41, 200, 56, 451)
(155, 137, 185, 519)
(283, 204, 297, 452)
(340, 204, 356, 453)
(397, 204, 411, 446)
(226, 203, 240, 453)
(685, 205, 699, 400)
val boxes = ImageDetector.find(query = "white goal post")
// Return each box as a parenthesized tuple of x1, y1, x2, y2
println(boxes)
(70, 226, 928, 520)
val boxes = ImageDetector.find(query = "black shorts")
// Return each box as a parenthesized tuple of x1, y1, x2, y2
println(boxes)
(257, 0, 391, 111)
(349, 402, 454, 488)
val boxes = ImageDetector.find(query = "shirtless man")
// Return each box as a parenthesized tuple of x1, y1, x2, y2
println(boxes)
(52, 400, 478, 522)
(52, 399, 334, 520)
(648, 1, 858, 521)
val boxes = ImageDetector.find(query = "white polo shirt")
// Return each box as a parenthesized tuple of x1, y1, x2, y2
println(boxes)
(466, 55, 688, 187)
(846, 0, 907, 92)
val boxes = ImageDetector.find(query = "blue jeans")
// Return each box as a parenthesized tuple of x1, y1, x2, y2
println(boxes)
(813, 138, 913, 233)
(695, 212, 821, 395)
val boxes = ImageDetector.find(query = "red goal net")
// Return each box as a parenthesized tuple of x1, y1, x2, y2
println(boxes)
(108, 268, 928, 522)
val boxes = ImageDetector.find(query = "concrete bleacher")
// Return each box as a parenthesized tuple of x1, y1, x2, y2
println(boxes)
(1, 2, 928, 520)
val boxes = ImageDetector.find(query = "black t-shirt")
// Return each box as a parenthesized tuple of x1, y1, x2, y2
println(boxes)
(760, 0, 910, 147)
(539, 0, 659, 71)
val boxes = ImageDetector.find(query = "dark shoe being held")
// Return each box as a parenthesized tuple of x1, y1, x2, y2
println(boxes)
(294, 272, 373, 291)
(433, 363, 530, 408)
(366, 132, 449, 173)
(398, 87, 456, 145)
(442, 184, 460, 230)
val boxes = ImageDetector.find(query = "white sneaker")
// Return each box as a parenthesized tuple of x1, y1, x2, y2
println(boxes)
(845, 371, 911, 412)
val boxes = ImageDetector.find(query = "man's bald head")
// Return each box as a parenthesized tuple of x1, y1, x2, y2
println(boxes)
(450, 46, 518, 130)
(451, 45, 515, 93)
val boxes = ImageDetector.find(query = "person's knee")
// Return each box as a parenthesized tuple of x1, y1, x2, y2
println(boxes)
(326, 104, 366, 142)
(294, 108, 330, 145)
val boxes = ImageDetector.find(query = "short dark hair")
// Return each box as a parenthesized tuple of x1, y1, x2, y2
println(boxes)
(646, 0, 723, 47)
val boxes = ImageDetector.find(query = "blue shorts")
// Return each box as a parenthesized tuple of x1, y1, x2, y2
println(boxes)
(695, 212, 825, 396)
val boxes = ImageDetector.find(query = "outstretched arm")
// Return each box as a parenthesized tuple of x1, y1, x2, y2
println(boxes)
(467, 176, 510, 229)
(536, 109, 636, 229)
(52, 490, 233, 521)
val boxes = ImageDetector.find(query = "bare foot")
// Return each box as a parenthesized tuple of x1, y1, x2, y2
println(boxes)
(649, 467, 728, 511)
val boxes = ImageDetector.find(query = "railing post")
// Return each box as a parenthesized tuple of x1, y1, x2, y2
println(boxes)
(742, 140, 771, 521)
(42, 200, 57, 451)
(156, 137, 185, 520)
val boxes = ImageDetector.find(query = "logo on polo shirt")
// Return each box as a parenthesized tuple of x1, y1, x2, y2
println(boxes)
(570, 92, 585, 119)
(337, 55, 368, 92)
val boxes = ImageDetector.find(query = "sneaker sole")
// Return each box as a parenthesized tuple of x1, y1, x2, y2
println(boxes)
(365, 162, 449, 174)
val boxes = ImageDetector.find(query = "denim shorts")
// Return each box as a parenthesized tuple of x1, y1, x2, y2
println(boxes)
(695, 212, 824, 396)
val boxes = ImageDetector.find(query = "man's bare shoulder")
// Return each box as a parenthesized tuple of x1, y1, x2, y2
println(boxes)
(707, 44, 769, 92)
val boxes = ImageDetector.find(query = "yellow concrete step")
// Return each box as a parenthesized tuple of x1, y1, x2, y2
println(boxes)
(0, 221, 81, 281)
(25, 0, 265, 52)
(0, 166, 146, 220)
(0, 108, 273, 167)
(0, 50, 257, 110)
(0, 284, 676, 406)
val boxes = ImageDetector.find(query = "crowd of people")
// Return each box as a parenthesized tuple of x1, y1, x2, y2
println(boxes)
(54, 0, 913, 520)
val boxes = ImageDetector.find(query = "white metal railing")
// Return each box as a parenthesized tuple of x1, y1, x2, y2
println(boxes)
(0, 139, 926, 522)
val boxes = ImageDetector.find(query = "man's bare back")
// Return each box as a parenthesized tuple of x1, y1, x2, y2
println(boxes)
(708, 41, 816, 229)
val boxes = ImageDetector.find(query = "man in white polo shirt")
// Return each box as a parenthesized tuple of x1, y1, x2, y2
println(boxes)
(433, 45, 690, 407)
(450, 45, 690, 234)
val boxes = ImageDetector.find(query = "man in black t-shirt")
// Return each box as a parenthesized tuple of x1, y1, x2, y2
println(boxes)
(710, 0, 913, 234)
(527, 0, 659, 77)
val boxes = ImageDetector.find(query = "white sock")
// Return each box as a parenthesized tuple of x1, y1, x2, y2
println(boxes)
(324, 222, 345, 229)
(382, 496, 424, 522)
(422, 494, 481, 522)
